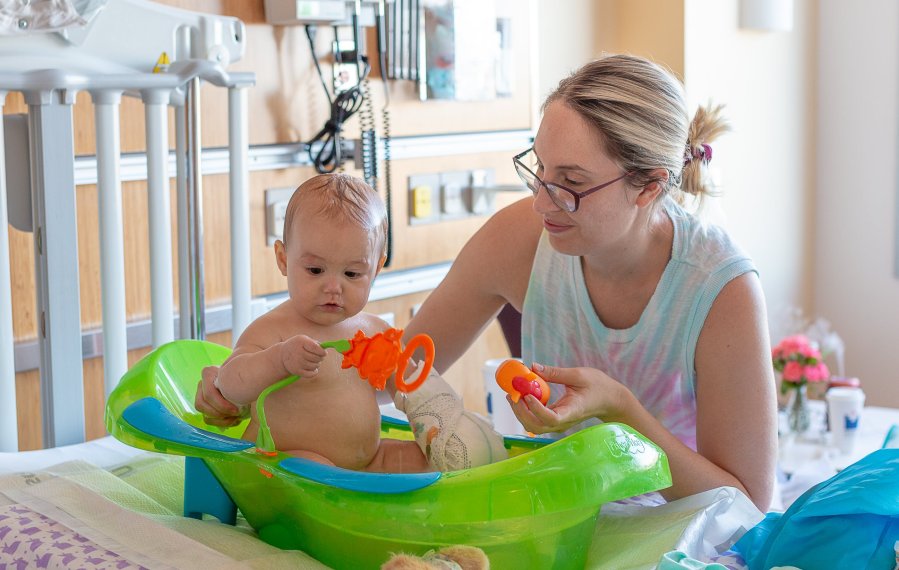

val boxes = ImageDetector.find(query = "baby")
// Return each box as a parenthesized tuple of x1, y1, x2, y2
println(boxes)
(195, 173, 507, 473)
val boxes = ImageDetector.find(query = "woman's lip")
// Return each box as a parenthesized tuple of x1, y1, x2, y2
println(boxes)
(543, 219, 570, 233)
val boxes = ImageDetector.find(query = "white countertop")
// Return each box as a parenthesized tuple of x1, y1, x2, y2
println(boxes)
(776, 401, 899, 508)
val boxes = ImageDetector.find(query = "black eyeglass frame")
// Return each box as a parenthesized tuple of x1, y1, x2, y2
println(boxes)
(512, 148, 633, 213)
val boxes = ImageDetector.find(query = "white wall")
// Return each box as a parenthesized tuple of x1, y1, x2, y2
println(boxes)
(534, 2, 899, 407)
(682, 0, 816, 340)
(817, 1, 899, 406)
(534, 0, 600, 103)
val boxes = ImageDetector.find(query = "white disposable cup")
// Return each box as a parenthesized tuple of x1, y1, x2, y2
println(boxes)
(826, 387, 865, 454)
(482, 358, 527, 436)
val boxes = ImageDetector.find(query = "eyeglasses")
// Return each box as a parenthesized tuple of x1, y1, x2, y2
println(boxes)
(513, 148, 632, 213)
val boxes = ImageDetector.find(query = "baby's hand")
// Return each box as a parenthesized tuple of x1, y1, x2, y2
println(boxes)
(280, 334, 327, 378)
(196, 365, 248, 427)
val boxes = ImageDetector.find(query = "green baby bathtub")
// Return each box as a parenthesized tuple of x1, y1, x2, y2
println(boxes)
(106, 340, 671, 569)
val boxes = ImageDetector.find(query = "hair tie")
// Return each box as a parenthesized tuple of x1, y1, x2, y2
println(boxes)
(683, 143, 713, 166)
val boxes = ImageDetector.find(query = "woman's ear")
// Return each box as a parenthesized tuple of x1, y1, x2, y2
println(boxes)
(274, 240, 288, 276)
(634, 169, 669, 208)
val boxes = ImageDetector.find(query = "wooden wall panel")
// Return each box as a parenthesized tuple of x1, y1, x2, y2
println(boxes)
(386, 153, 526, 268)
(9, 226, 36, 342)
(8, 0, 531, 449)
(15, 331, 233, 451)
(14, 370, 41, 451)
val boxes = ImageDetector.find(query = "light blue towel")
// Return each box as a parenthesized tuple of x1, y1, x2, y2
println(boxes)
(658, 550, 728, 569)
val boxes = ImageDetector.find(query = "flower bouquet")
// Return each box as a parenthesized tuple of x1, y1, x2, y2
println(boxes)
(772, 334, 830, 434)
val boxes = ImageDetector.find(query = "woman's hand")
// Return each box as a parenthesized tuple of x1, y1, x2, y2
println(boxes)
(280, 334, 327, 378)
(509, 363, 628, 434)
(195, 365, 247, 427)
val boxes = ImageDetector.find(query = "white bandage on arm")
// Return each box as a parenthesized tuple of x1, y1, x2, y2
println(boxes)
(394, 366, 508, 472)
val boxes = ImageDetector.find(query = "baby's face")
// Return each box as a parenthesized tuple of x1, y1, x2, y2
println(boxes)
(278, 212, 382, 328)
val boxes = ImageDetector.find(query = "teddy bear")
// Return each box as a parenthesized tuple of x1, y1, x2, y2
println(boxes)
(381, 545, 490, 570)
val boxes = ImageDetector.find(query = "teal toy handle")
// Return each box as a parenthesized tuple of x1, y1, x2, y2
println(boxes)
(254, 339, 353, 452)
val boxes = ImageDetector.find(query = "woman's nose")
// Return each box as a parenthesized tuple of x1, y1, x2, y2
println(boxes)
(531, 182, 560, 214)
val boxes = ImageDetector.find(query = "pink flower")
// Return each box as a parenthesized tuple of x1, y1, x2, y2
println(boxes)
(804, 364, 822, 382)
(773, 333, 830, 385)
(783, 360, 804, 382)
(798, 344, 819, 359)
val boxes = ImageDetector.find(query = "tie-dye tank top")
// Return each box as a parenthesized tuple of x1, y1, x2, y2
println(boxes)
(520, 200, 756, 450)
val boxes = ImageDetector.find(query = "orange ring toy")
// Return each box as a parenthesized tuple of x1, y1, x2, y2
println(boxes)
(394, 334, 435, 393)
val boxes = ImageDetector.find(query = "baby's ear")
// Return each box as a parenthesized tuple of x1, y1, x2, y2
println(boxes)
(274, 240, 288, 276)
(375, 254, 387, 275)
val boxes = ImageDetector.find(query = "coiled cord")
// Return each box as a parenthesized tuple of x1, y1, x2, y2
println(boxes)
(381, 104, 393, 266)
(359, 75, 378, 186)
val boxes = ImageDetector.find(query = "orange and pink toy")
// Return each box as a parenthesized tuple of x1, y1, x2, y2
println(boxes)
(495, 359, 550, 405)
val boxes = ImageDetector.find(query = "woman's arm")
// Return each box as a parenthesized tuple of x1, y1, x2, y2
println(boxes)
(689, 271, 778, 510)
(512, 273, 777, 511)
(405, 198, 542, 373)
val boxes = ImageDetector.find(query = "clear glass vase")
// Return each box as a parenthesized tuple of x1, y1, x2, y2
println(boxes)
(785, 383, 811, 435)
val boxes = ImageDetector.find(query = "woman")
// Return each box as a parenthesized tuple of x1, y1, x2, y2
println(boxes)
(405, 54, 777, 510)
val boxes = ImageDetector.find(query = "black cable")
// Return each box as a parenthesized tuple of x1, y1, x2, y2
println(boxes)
(304, 25, 370, 174)
(305, 25, 332, 106)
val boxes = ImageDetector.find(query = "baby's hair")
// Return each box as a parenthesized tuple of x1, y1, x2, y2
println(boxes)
(282, 173, 388, 256)
(544, 53, 729, 204)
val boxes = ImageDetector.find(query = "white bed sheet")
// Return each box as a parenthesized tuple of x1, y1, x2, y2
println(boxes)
(0, 428, 755, 569)
(0, 436, 145, 475)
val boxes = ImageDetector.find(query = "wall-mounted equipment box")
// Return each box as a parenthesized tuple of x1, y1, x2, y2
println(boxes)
(265, 187, 294, 245)
(263, 0, 376, 26)
(264, 0, 348, 25)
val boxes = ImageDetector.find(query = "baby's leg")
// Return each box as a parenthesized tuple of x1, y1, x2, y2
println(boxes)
(282, 449, 336, 466)
(394, 366, 509, 472)
(363, 439, 431, 473)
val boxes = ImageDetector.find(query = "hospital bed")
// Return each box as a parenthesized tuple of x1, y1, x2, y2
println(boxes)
(0, 1, 761, 568)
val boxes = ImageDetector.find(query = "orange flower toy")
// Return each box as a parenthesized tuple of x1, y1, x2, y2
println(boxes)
(495, 359, 550, 405)
(340, 328, 435, 394)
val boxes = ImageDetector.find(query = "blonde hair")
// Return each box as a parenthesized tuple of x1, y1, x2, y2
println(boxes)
(544, 54, 729, 204)
(282, 173, 388, 256)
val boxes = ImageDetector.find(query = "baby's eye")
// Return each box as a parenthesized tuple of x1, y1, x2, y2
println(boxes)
(344, 271, 362, 279)
(306, 267, 324, 275)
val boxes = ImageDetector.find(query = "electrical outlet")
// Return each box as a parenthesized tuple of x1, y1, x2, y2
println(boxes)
(265, 187, 294, 245)
(468, 168, 496, 215)
(439, 171, 470, 219)
(408, 173, 440, 224)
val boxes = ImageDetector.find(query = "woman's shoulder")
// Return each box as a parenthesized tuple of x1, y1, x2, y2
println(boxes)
(668, 202, 753, 275)
(468, 197, 542, 261)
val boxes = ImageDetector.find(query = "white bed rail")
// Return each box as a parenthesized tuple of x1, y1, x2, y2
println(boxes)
(0, 0, 254, 451)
